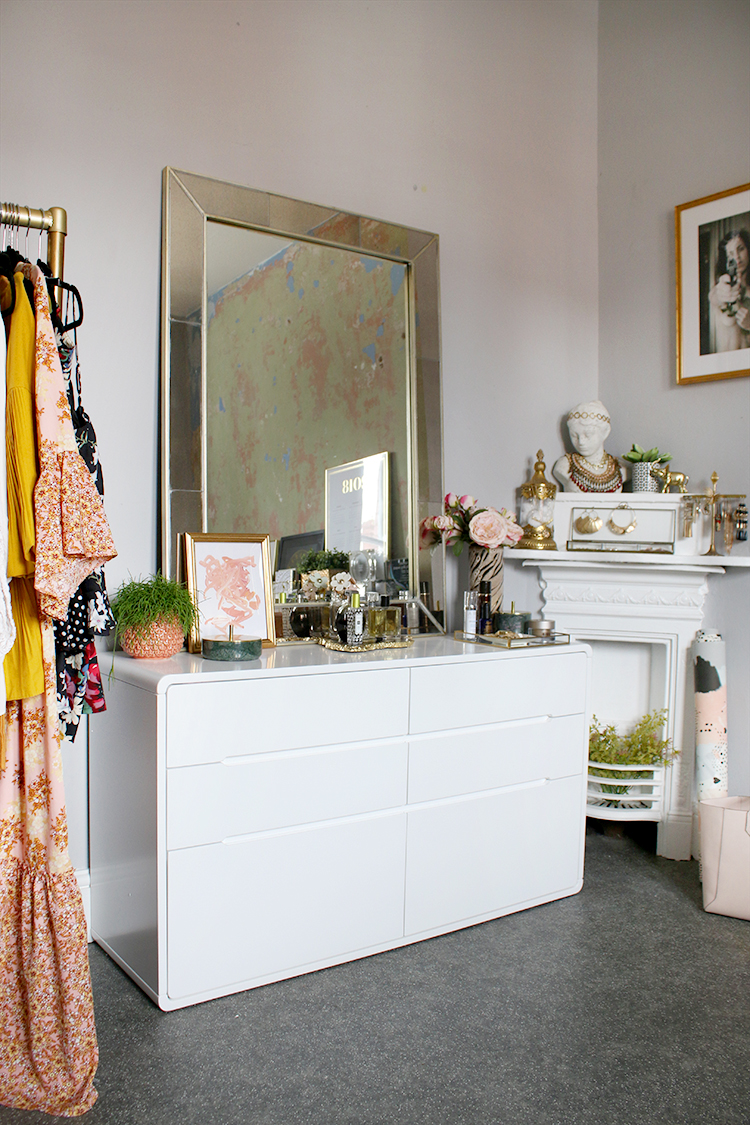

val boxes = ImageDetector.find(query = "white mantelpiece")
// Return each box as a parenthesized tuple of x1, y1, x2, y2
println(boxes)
(508, 551, 749, 861)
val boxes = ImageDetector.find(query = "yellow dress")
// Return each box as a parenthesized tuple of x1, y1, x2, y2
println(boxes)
(3, 272, 43, 700)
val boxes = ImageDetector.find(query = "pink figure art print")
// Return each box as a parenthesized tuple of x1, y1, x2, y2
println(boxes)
(195, 543, 268, 640)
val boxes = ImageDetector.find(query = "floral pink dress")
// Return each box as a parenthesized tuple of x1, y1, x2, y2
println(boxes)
(0, 263, 116, 1115)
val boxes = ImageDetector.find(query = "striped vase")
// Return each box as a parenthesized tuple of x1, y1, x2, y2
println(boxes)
(468, 544, 504, 614)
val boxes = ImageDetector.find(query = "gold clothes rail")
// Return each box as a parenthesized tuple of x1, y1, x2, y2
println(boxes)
(0, 202, 67, 282)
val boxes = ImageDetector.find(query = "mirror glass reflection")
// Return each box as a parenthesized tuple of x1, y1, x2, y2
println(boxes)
(205, 221, 408, 557)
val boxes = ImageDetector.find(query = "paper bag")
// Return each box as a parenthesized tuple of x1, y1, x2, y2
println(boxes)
(700, 796, 750, 921)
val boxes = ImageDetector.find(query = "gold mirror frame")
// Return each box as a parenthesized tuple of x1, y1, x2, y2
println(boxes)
(160, 168, 443, 598)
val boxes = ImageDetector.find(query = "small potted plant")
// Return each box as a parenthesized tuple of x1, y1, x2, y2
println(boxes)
(622, 445, 672, 492)
(588, 708, 679, 814)
(111, 573, 198, 659)
(295, 548, 351, 599)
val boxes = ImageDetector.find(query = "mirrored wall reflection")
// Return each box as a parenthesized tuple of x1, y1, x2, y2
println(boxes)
(205, 221, 409, 557)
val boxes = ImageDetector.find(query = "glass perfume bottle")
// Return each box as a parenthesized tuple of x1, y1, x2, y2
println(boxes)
(476, 581, 492, 634)
(345, 591, 365, 646)
(463, 590, 478, 635)
(381, 596, 401, 638)
(367, 595, 387, 641)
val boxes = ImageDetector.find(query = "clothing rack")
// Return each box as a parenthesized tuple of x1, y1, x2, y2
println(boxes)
(1, 202, 67, 292)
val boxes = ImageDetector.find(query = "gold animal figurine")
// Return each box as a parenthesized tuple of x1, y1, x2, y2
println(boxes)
(649, 464, 689, 493)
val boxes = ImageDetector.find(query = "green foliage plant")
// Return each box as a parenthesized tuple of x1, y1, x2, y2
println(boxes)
(296, 548, 350, 574)
(110, 573, 198, 642)
(589, 708, 679, 792)
(622, 444, 672, 464)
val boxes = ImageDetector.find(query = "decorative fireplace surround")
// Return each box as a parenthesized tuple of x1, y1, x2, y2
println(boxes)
(509, 550, 749, 860)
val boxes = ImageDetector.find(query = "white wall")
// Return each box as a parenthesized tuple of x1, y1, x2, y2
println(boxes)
(598, 0, 750, 792)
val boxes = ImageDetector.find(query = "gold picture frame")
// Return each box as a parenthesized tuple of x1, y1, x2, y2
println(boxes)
(183, 532, 276, 653)
(675, 183, 750, 385)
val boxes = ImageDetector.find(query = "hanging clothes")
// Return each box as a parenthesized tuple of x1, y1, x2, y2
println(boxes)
(54, 331, 114, 740)
(1, 260, 116, 1115)
(0, 282, 18, 769)
(0, 624, 98, 1116)
(18, 262, 116, 618)
(4, 270, 43, 701)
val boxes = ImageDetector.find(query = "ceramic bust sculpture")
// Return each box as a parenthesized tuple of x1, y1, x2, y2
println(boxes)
(552, 401, 623, 493)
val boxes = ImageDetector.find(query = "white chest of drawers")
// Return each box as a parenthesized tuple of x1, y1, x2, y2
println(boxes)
(89, 638, 591, 1010)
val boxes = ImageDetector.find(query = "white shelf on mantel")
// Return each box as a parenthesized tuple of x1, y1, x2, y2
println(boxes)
(509, 548, 750, 569)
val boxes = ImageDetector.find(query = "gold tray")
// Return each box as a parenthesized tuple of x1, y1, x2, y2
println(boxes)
(318, 636, 414, 653)
(454, 630, 570, 649)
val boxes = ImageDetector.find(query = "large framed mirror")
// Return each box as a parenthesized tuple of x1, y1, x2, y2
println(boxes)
(161, 168, 443, 608)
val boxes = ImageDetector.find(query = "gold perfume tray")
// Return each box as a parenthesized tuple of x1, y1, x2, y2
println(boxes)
(318, 636, 414, 653)
(454, 630, 570, 649)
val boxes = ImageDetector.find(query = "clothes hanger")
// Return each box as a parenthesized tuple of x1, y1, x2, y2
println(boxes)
(36, 258, 84, 333)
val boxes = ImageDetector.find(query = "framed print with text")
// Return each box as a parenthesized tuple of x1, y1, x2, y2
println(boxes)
(676, 183, 750, 385)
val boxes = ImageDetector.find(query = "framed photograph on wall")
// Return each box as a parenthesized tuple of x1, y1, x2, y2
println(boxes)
(676, 183, 750, 385)
(183, 532, 275, 653)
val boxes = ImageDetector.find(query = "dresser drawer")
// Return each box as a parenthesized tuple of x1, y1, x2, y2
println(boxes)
(408, 713, 585, 802)
(165, 667, 410, 766)
(167, 741, 409, 849)
(409, 651, 587, 734)
(405, 773, 584, 935)
(167, 812, 408, 1001)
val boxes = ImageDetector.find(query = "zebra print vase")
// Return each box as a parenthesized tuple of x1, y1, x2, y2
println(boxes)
(468, 544, 504, 614)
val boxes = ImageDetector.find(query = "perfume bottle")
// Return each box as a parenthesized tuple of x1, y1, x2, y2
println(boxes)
(419, 581, 431, 632)
(463, 590, 478, 634)
(406, 596, 420, 635)
(476, 581, 492, 635)
(380, 596, 401, 638)
(368, 595, 387, 641)
(345, 591, 365, 646)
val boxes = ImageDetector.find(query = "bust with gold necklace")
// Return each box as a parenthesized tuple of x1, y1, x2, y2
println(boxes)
(552, 401, 623, 493)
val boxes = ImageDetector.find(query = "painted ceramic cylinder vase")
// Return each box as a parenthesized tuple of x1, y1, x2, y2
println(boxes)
(468, 544, 504, 614)
(120, 619, 185, 659)
(631, 463, 659, 492)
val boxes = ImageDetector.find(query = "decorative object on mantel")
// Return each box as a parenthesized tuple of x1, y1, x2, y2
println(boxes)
(587, 709, 678, 820)
(693, 631, 729, 807)
(622, 444, 673, 493)
(111, 573, 198, 660)
(552, 401, 623, 493)
(675, 182, 749, 385)
(516, 450, 557, 550)
(606, 504, 638, 536)
(420, 492, 522, 614)
(681, 472, 748, 557)
(649, 465, 689, 493)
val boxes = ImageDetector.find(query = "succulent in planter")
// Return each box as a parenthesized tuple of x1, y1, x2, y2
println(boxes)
(622, 444, 672, 464)
(111, 573, 198, 659)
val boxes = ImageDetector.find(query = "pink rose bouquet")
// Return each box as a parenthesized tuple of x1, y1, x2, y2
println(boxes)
(420, 493, 522, 555)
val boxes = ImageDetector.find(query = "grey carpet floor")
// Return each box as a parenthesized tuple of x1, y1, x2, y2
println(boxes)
(2, 826, 748, 1125)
